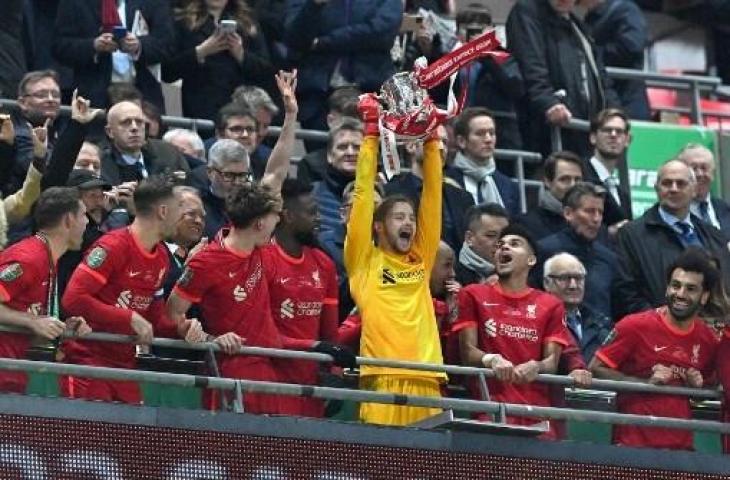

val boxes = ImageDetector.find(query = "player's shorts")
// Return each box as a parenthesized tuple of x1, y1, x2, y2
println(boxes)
(0, 372, 27, 394)
(359, 375, 442, 426)
(60, 375, 142, 404)
(203, 356, 282, 414)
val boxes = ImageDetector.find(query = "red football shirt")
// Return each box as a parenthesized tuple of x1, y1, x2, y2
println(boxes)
(595, 307, 718, 450)
(261, 242, 338, 384)
(0, 236, 53, 390)
(173, 234, 282, 353)
(453, 283, 570, 435)
(62, 228, 176, 368)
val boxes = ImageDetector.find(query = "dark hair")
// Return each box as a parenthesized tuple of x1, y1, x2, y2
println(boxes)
(590, 108, 630, 135)
(465, 203, 508, 231)
(665, 247, 720, 293)
(328, 87, 361, 116)
(281, 177, 314, 208)
(142, 101, 163, 133)
(562, 182, 606, 209)
(453, 107, 493, 140)
(456, 3, 493, 28)
(18, 69, 60, 97)
(499, 223, 537, 255)
(225, 183, 281, 229)
(373, 194, 416, 223)
(34, 187, 81, 230)
(107, 82, 143, 106)
(215, 102, 258, 132)
(176, 0, 257, 36)
(327, 117, 363, 152)
(133, 175, 176, 216)
(543, 150, 584, 182)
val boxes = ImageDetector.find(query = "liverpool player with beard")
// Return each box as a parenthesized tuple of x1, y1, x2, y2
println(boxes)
(456, 224, 571, 439)
(590, 248, 719, 450)
(60, 176, 203, 404)
(262, 178, 356, 417)
(166, 70, 298, 414)
(346, 95, 446, 426)
(0, 187, 91, 392)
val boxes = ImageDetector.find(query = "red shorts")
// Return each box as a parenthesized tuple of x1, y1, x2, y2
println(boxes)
(0, 372, 27, 394)
(204, 357, 282, 414)
(59, 375, 142, 405)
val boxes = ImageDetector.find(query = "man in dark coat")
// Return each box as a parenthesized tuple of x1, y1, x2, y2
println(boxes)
(0, 0, 27, 100)
(614, 160, 730, 317)
(53, 0, 175, 110)
(506, 0, 619, 158)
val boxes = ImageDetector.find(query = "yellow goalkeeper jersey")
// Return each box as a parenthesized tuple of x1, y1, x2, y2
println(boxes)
(344, 136, 446, 379)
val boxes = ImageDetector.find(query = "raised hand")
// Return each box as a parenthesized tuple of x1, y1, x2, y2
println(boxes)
(0, 114, 14, 146)
(275, 69, 298, 117)
(357, 93, 381, 136)
(70, 89, 102, 124)
(30, 118, 50, 159)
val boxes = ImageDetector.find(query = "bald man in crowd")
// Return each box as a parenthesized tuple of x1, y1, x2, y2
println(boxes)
(614, 159, 730, 316)
(676, 143, 730, 239)
(100, 101, 188, 186)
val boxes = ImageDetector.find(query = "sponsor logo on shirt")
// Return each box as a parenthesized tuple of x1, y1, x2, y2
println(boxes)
(485, 318, 497, 337)
(381, 267, 425, 285)
(297, 301, 323, 317)
(486, 319, 539, 342)
(233, 285, 247, 302)
(382, 268, 396, 285)
(115, 290, 153, 311)
(280, 298, 294, 319)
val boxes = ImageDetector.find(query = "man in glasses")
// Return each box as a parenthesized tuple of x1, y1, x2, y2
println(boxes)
(536, 182, 617, 322)
(585, 108, 633, 236)
(614, 160, 730, 317)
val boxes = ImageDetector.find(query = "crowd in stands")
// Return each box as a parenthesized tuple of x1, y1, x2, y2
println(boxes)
(1, 0, 730, 454)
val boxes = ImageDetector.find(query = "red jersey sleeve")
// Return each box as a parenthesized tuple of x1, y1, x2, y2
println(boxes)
(543, 300, 570, 348)
(0, 260, 41, 306)
(338, 313, 361, 352)
(62, 238, 135, 335)
(318, 250, 339, 343)
(452, 286, 480, 333)
(146, 291, 179, 338)
(559, 334, 587, 372)
(171, 254, 210, 304)
(594, 315, 637, 370)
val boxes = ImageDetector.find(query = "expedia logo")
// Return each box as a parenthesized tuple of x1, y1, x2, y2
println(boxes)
(382, 268, 397, 285)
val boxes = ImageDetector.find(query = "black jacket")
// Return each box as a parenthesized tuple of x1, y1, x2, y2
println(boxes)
(444, 165, 520, 218)
(506, 0, 619, 155)
(614, 204, 730, 317)
(53, 0, 175, 110)
(585, 0, 650, 120)
(514, 206, 566, 241)
(584, 159, 632, 227)
(0, 0, 26, 99)
(163, 15, 272, 120)
(100, 139, 189, 186)
(384, 172, 475, 252)
(711, 197, 730, 240)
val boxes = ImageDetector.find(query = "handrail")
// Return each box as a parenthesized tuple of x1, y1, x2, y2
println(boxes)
(606, 67, 722, 89)
(1, 357, 728, 435)
(8, 326, 722, 400)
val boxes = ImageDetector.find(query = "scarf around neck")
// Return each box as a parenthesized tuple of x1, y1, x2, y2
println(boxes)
(538, 188, 564, 215)
(458, 243, 494, 280)
(453, 151, 503, 206)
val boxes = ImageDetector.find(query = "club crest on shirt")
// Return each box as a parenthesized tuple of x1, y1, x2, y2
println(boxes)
(178, 267, 193, 287)
(86, 247, 107, 269)
(691, 344, 700, 364)
(0, 263, 22, 282)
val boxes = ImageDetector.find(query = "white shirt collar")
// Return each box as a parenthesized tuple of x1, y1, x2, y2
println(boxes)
(590, 156, 615, 183)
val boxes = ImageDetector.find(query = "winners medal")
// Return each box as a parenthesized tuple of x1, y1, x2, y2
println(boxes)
(377, 30, 509, 179)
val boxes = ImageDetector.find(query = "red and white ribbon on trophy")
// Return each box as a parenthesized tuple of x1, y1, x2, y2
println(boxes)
(378, 30, 510, 179)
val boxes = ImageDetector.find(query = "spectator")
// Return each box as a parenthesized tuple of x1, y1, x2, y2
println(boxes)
(719, 323, 730, 454)
(385, 125, 474, 252)
(4, 70, 64, 196)
(100, 101, 189, 185)
(346, 95, 446, 426)
(318, 180, 384, 322)
(74, 141, 103, 176)
(162, 129, 207, 170)
(446, 108, 519, 216)
(296, 86, 360, 183)
(543, 251, 612, 363)
(0, 0, 27, 100)
(585, 108, 633, 235)
(455, 203, 509, 286)
(614, 160, 730, 317)
(284, 0, 402, 133)
(0, 187, 91, 393)
(590, 248, 720, 450)
(536, 182, 617, 321)
(515, 151, 583, 240)
(677, 143, 730, 239)
(456, 223, 571, 439)
(231, 84, 280, 153)
(61, 178, 204, 404)
(312, 117, 363, 238)
(163, 0, 272, 121)
(141, 100, 164, 139)
(263, 178, 355, 417)
(506, 0, 618, 158)
(583, 0, 650, 120)
(54, 0, 175, 110)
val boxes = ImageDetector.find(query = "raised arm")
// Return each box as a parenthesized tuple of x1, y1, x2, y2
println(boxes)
(415, 136, 443, 272)
(260, 70, 298, 194)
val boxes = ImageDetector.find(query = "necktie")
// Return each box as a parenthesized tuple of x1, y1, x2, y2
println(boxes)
(567, 311, 582, 342)
(674, 221, 702, 247)
(476, 179, 485, 204)
(604, 175, 621, 206)
(134, 161, 147, 179)
(101, 0, 121, 32)
(699, 200, 711, 224)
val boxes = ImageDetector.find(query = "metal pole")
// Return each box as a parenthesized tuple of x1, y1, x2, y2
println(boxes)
(516, 155, 527, 214)
(690, 80, 703, 125)
(550, 125, 562, 152)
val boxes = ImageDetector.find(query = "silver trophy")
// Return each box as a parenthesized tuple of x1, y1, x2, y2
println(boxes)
(379, 71, 429, 122)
